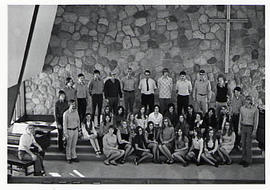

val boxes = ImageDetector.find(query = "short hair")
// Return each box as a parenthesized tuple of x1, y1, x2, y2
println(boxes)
(65, 77, 73, 85)
(69, 99, 76, 104)
(58, 90, 65, 96)
(108, 125, 115, 130)
(199, 70, 205, 74)
(234, 86, 242, 92)
(144, 70, 151, 74)
(154, 104, 160, 111)
(93, 70, 100, 74)
(217, 74, 226, 81)
(246, 95, 253, 103)
(128, 67, 132, 71)
(180, 71, 186, 76)
(162, 68, 169, 74)
(78, 73, 84, 78)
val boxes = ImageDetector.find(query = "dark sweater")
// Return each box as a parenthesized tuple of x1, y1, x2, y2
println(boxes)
(104, 79, 122, 99)
(216, 83, 228, 102)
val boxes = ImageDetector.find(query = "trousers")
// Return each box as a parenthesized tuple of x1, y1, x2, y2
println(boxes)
(159, 98, 171, 115)
(241, 125, 253, 164)
(18, 150, 44, 176)
(195, 94, 208, 114)
(141, 94, 154, 113)
(107, 97, 119, 115)
(92, 94, 103, 124)
(124, 91, 135, 113)
(66, 129, 78, 160)
(77, 98, 87, 123)
(177, 95, 189, 116)
(231, 114, 241, 146)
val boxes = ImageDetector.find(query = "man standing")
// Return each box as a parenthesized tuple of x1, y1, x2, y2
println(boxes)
(104, 70, 123, 114)
(63, 99, 80, 163)
(238, 95, 259, 167)
(175, 71, 192, 116)
(75, 73, 88, 124)
(88, 70, 104, 126)
(54, 90, 69, 151)
(157, 68, 173, 114)
(122, 67, 136, 114)
(63, 77, 76, 102)
(193, 70, 211, 114)
(138, 70, 157, 114)
(230, 87, 245, 150)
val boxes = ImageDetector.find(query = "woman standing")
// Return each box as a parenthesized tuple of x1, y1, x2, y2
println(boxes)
(219, 120, 235, 164)
(158, 118, 175, 164)
(103, 126, 125, 166)
(82, 113, 101, 157)
(135, 106, 148, 129)
(172, 129, 189, 167)
(116, 120, 134, 164)
(133, 126, 153, 165)
(145, 121, 159, 163)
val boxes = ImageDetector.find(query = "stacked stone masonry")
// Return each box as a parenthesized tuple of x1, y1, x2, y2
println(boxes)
(25, 5, 265, 115)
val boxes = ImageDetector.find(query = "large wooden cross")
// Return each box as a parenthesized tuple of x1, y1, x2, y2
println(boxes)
(208, 5, 248, 73)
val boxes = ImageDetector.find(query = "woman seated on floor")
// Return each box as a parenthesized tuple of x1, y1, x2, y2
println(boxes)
(172, 128, 189, 167)
(186, 128, 208, 166)
(204, 128, 220, 167)
(116, 120, 134, 164)
(145, 121, 159, 163)
(18, 125, 45, 176)
(133, 126, 153, 165)
(103, 125, 125, 166)
(158, 117, 175, 164)
(219, 119, 235, 165)
(82, 113, 101, 157)
(98, 114, 114, 151)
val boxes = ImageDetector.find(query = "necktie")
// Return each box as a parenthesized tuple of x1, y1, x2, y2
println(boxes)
(146, 78, 149, 91)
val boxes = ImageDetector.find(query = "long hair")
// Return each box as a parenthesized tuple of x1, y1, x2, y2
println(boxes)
(116, 106, 125, 117)
(175, 128, 186, 141)
(135, 126, 144, 136)
(205, 128, 217, 142)
(103, 114, 112, 126)
(193, 128, 203, 139)
(205, 108, 216, 120)
(145, 121, 154, 133)
(136, 105, 146, 119)
(162, 117, 173, 129)
(127, 112, 136, 124)
(222, 119, 234, 136)
(104, 105, 112, 115)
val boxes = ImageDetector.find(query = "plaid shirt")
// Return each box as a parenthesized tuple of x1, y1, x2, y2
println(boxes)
(157, 76, 173, 98)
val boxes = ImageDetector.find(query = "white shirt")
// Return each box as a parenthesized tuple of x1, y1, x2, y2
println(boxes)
(176, 79, 192, 96)
(18, 133, 35, 151)
(157, 76, 173, 98)
(138, 78, 157, 95)
(148, 112, 163, 127)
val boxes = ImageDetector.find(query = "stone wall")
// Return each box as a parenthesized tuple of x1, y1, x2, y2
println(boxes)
(24, 5, 265, 115)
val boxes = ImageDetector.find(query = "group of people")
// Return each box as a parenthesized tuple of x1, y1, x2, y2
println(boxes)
(17, 67, 262, 175)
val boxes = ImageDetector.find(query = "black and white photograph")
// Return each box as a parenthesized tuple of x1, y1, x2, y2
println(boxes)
(2, 0, 268, 188)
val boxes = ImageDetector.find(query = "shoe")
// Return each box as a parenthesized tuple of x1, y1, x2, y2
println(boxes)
(239, 160, 246, 165)
(134, 158, 138, 166)
(183, 162, 188, 167)
(120, 159, 125, 164)
(168, 159, 174, 164)
(214, 163, 219, 168)
(104, 160, 110, 165)
(72, 158, 79, 162)
(67, 159, 72, 164)
(196, 162, 201, 166)
(243, 163, 249, 168)
(96, 153, 101, 158)
(226, 160, 233, 165)
(110, 160, 118, 166)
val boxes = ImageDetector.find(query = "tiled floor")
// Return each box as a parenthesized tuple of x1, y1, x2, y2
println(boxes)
(43, 160, 265, 182)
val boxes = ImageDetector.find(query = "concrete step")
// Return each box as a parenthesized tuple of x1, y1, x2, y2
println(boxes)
(44, 151, 265, 163)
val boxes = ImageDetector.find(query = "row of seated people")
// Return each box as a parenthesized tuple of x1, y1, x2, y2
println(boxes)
(81, 105, 235, 166)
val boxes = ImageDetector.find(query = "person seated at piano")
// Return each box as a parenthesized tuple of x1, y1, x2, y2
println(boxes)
(82, 113, 101, 158)
(18, 125, 45, 176)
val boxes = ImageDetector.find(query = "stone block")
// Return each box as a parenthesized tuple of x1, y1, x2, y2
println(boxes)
(135, 52, 145, 61)
(184, 30, 193, 40)
(193, 30, 205, 39)
(54, 17, 63, 25)
(134, 10, 148, 18)
(210, 24, 220, 33)
(75, 58, 83, 68)
(98, 44, 108, 57)
(170, 30, 178, 40)
(125, 6, 137, 16)
(63, 12, 78, 23)
(205, 6, 217, 17)
(200, 24, 210, 33)
(116, 32, 125, 43)
(135, 18, 147, 27)
(72, 32, 80, 41)
(131, 37, 140, 47)
(147, 39, 159, 49)
(167, 22, 178, 30)
(91, 41, 99, 51)
(98, 18, 109, 26)
(207, 57, 217, 64)
(50, 56, 59, 66)
(49, 35, 61, 47)
(198, 14, 208, 24)
(89, 30, 97, 37)
(78, 16, 90, 25)
(122, 25, 135, 36)
(159, 41, 172, 50)
(56, 6, 64, 16)
(123, 36, 132, 49)
(74, 50, 85, 58)
(156, 25, 166, 34)
(80, 26, 89, 35)
(211, 39, 222, 50)
(75, 41, 89, 50)
(61, 22, 75, 33)
(156, 18, 167, 26)
(97, 24, 108, 33)
(199, 40, 211, 50)
(215, 28, 225, 42)
(58, 56, 67, 67)
(194, 55, 207, 65)
(103, 35, 114, 45)
(157, 10, 170, 18)
(205, 32, 216, 40)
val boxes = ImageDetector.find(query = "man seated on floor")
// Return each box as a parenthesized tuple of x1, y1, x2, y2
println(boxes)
(18, 125, 45, 176)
